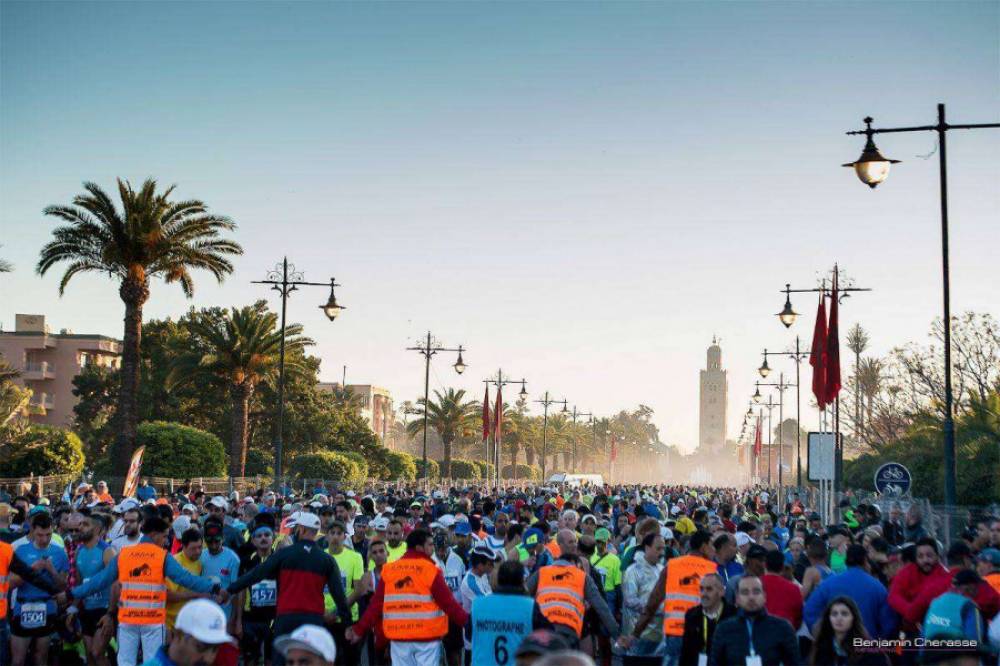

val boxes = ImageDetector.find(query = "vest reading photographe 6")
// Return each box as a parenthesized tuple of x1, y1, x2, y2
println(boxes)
(117, 542, 167, 625)
(471, 593, 535, 666)
(380, 557, 448, 641)
(536, 564, 586, 637)
(662, 555, 719, 637)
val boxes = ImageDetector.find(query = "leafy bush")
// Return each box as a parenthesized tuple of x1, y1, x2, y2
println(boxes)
(384, 451, 417, 480)
(414, 458, 439, 480)
(0, 425, 85, 478)
(339, 451, 370, 481)
(288, 451, 364, 485)
(476, 461, 495, 480)
(136, 421, 226, 478)
(442, 458, 480, 479)
(502, 464, 541, 480)
(243, 447, 273, 477)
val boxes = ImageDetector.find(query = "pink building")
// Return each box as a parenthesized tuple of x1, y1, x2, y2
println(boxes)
(0, 314, 121, 427)
(317, 382, 395, 445)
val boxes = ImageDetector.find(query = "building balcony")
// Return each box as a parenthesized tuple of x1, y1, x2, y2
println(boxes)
(23, 361, 55, 380)
(30, 392, 55, 413)
(20, 334, 57, 350)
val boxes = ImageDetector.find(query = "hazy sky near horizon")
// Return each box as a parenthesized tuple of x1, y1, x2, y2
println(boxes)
(2, 1, 998, 453)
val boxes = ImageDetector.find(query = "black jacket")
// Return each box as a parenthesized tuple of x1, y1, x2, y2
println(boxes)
(710, 608, 801, 666)
(680, 602, 737, 666)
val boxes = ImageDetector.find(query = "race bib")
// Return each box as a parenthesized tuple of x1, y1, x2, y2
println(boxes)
(20, 602, 47, 629)
(250, 581, 277, 607)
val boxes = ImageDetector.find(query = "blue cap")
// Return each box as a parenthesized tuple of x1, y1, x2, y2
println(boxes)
(454, 521, 472, 536)
(522, 527, 543, 549)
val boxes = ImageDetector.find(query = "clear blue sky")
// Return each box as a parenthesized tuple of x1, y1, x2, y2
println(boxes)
(2, 1, 997, 451)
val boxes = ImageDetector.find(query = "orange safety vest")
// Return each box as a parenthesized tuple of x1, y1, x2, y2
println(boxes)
(987, 573, 1000, 595)
(117, 543, 167, 625)
(380, 556, 448, 641)
(662, 555, 718, 637)
(0, 542, 13, 618)
(536, 564, 586, 637)
(544, 539, 561, 559)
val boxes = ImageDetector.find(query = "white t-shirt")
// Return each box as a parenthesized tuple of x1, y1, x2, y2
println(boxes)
(112, 534, 141, 550)
(433, 550, 466, 603)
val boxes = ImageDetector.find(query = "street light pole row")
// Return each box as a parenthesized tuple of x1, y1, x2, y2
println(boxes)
(406, 332, 466, 483)
(483, 369, 527, 488)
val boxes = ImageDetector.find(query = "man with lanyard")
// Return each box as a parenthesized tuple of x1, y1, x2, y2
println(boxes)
(345, 528, 470, 666)
(62, 516, 223, 666)
(469, 560, 552, 666)
(200, 519, 242, 666)
(431, 527, 466, 666)
(526, 531, 620, 648)
(679, 572, 735, 666)
(225, 510, 352, 637)
(8, 512, 67, 666)
(324, 520, 368, 664)
(620, 529, 718, 666)
(239, 523, 276, 666)
(710, 575, 800, 666)
(70, 512, 116, 666)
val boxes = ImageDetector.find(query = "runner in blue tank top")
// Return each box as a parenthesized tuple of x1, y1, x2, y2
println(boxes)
(72, 513, 117, 666)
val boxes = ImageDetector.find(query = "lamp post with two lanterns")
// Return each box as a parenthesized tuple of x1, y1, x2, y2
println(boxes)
(253, 258, 344, 490)
(565, 405, 593, 474)
(759, 343, 809, 488)
(406, 333, 467, 481)
(841, 105, 999, 510)
(533, 393, 567, 482)
(483, 370, 528, 486)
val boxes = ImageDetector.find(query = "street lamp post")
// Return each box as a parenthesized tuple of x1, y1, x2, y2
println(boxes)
(533, 392, 566, 482)
(566, 405, 593, 474)
(777, 267, 871, 492)
(406, 332, 467, 483)
(752, 391, 779, 486)
(253, 258, 344, 490)
(759, 345, 809, 488)
(842, 105, 999, 510)
(483, 370, 527, 487)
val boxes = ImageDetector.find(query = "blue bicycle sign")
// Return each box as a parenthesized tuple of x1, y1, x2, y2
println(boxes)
(874, 462, 912, 495)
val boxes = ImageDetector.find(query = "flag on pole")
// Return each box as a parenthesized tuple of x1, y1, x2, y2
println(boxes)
(610, 435, 618, 462)
(825, 274, 842, 402)
(482, 385, 491, 446)
(493, 385, 503, 455)
(810, 291, 829, 409)
(753, 416, 763, 456)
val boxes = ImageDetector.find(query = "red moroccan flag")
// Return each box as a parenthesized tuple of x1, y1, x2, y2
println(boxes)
(493, 385, 503, 449)
(825, 275, 842, 402)
(610, 436, 618, 462)
(482, 385, 491, 445)
(810, 292, 829, 409)
(753, 416, 763, 456)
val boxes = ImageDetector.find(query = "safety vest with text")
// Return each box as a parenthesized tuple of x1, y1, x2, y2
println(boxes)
(662, 555, 718, 636)
(536, 564, 586, 637)
(117, 543, 167, 625)
(0, 542, 13, 618)
(380, 556, 448, 641)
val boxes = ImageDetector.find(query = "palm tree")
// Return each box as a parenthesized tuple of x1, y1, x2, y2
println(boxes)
(406, 388, 478, 477)
(166, 306, 311, 479)
(38, 179, 242, 472)
(328, 385, 364, 411)
(0, 245, 12, 273)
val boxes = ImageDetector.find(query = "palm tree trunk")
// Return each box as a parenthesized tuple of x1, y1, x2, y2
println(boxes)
(525, 446, 535, 467)
(230, 383, 253, 479)
(113, 278, 149, 475)
(442, 436, 452, 478)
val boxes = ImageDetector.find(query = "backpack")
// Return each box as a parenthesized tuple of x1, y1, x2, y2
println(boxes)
(923, 592, 977, 641)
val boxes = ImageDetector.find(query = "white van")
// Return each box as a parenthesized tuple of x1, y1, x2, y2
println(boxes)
(546, 473, 604, 489)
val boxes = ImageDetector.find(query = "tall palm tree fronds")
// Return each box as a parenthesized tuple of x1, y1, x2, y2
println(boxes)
(166, 306, 311, 478)
(406, 388, 478, 477)
(38, 179, 243, 473)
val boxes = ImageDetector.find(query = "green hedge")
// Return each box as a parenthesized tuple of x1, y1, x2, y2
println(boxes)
(384, 451, 417, 480)
(502, 463, 541, 480)
(414, 458, 439, 480)
(0, 425, 85, 478)
(136, 421, 226, 478)
(339, 451, 370, 481)
(288, 451, 365, 485)
(440, 458, 480, 479)
(476, 461, 495, 480)
(243, 447, 273, 477)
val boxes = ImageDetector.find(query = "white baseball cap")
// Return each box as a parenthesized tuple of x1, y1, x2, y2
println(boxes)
(181, 503, 197, 514)
(660, 526, 674, 541)
(172, 516, 192, 536)
(175, 599, 236, 645)
(371, 516, 390, 531)
(274, 624, 336, 662)
(438, 515, 457, 529)
(208, 496, 228, 509)
(294, 512, 321, 530)
(114, 498, 139, 513)
(735, 531, 753, 547)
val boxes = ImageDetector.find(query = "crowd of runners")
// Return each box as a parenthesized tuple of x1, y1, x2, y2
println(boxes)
(1, 479, 999, 666)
